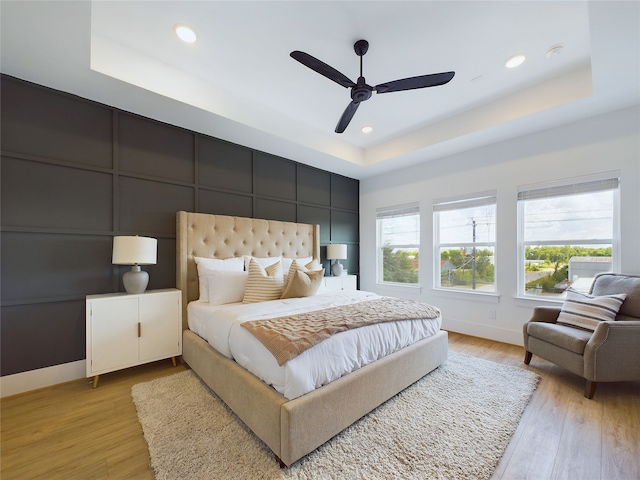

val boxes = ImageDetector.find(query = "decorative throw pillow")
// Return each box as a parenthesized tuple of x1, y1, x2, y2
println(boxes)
(243, 258, 284, 303)
(282, 259, 322, 292)
(557, 289, 627, 331)
(280, 270, 324, 299)
(281, 260, 324, 299)
(207, 270, 248, 305)
(194, 256, 244, 302)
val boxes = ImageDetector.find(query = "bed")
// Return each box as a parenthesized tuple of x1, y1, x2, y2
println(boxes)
(176, 211, 448, 466)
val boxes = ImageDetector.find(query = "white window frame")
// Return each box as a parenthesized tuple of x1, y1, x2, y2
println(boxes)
(517, 171, 620, 300)
(433, 191, 497, 294)
(376, 203, 420, 286)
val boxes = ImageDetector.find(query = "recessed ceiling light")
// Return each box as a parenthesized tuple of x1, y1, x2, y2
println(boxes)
(361, 126, 373, 134)
(505, 54, 526, 69)
(175, 24, 196, 43)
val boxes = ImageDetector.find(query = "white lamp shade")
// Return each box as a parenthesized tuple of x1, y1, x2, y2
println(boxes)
(327, 244, 347, 260)
(112, 236, 157, 265)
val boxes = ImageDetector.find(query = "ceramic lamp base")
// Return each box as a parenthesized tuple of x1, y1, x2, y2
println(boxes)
(122, 265, 149, 294)
(331, 260, 344, 277)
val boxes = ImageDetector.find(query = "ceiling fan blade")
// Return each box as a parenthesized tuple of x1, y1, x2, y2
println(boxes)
(291, 51, 356, 89)
(375, 71, 455, 94)
(335, 101, 360, 133)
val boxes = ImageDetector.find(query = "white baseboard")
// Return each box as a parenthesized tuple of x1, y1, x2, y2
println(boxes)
(442, 318, 524, 347)
(1, 360, 86, 398)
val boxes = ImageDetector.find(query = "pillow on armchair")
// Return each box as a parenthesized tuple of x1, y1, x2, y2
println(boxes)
(557, 289, 626, 331)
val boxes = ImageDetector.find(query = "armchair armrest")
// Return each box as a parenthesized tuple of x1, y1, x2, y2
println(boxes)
(523, 306, 562, 360)
(528, 306, 562, 324)
(584, 320, 640, 382)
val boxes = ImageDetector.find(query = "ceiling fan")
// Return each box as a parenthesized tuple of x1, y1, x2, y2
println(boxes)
(290, 39, 455, 134)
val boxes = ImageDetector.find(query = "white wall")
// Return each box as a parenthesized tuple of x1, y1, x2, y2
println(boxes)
(360, 106, 640, 346)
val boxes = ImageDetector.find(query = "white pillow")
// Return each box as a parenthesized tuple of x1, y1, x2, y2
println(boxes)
(194, 256, 244, 302)
(281, 256, 313, 276)
(243, 255, 281, 271)
(207, 270, 248, 305)
(243, 258, 284, 303)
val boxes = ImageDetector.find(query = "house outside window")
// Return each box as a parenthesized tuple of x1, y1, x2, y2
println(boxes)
(376, 203, 420, 285)
(433, 191, 497, 293)
(517, 172, 619, 298)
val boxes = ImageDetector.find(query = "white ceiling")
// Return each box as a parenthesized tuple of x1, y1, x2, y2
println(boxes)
(1, 1, 638, 179)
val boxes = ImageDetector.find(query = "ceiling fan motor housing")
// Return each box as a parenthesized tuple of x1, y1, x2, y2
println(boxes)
(352, 77, 373, 102)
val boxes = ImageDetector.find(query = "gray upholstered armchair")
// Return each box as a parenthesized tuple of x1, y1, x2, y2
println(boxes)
(523, 273, 640, 399)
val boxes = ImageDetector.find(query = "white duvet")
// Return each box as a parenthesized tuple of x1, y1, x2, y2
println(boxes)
(188, 290, 442, 399)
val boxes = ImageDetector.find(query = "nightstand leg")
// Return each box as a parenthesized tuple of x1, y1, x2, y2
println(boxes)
(171, 356, 177, 367)
(92, 375, 100, 389)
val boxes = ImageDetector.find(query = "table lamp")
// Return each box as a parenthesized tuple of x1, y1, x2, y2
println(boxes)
(112, 236, 157, 294)
(327, 243, 347, 277)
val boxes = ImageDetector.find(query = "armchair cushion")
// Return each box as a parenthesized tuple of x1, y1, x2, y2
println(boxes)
(526, 322, 593, 355)
(590, 274, 640, 319)
(557, 289, 626, 331)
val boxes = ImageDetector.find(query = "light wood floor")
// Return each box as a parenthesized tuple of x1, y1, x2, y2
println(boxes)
(2, 332, 639, 480)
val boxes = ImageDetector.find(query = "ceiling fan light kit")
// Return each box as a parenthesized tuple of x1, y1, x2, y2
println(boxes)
(290, 39, 455, 134)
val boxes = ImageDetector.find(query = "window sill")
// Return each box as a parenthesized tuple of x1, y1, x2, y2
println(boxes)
(431, 288, 500, 304)
(514, 295, 564, 308)
(375, 282, 422, 294)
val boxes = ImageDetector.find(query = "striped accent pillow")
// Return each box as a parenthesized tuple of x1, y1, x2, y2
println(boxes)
(557, 289, 626, 331)
(243, 258, 284, 303)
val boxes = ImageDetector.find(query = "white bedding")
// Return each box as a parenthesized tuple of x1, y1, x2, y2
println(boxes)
(188, 290, 442, 399)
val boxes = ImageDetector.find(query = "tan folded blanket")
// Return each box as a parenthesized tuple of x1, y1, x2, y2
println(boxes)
(241, 297, 441, 366)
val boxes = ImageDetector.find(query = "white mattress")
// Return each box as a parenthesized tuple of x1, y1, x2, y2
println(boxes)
(188, 290, 442, 400)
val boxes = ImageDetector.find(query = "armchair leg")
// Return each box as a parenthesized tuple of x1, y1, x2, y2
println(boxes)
(585, 380, 597, 399)
(524, 351, 532, 365)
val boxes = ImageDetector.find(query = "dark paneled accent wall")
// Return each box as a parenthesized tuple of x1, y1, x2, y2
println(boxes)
(0, 75, 360, 376)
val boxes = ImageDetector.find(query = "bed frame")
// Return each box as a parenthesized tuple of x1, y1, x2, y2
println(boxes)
(176, 211, 448, 466)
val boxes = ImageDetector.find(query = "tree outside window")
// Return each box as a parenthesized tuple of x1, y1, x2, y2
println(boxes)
(377, 204, 420, 285)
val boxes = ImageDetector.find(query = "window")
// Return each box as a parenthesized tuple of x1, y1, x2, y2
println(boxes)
(517, 173, 619, 298)
(376, 203, 420, 284)
(434, 191, 496, 292)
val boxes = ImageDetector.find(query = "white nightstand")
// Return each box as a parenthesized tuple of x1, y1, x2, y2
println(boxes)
(323, 274, 358, 292)
(86, 288, 182, 388)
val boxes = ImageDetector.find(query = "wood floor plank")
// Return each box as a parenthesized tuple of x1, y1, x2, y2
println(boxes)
(601, 381, 640, 480)
(1, 333, 638, 479)
(1, 360, 186, 480)
(551, 393, 602, 480)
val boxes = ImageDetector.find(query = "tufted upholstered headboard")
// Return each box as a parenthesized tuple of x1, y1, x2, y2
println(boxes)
(176, 211, 320, 330)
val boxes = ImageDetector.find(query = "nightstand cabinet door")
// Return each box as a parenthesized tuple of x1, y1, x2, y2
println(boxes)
(139, 292, 181, 362)
(90, 296, 140, 373)
(323, 275, 358, 292)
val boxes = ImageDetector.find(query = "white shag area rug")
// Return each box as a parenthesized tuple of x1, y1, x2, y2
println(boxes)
(132, 352, 539, 480)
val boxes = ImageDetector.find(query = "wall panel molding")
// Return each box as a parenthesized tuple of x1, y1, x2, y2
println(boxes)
(0, 74, 359, 377)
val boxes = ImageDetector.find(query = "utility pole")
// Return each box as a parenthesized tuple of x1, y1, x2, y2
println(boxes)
(472, 219, 477, 290)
